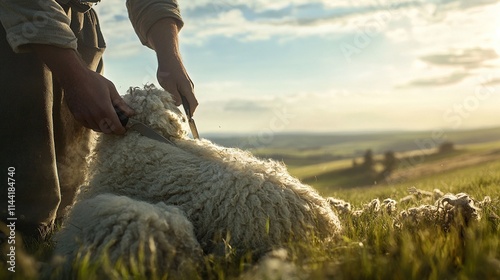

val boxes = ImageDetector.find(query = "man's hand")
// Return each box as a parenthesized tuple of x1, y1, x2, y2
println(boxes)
(31, 44, 135, 134)
(147, 18, 198, 116)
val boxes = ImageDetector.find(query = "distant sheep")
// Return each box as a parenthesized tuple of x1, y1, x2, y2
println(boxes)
(54, 85, 341, 275)
(328, 187, 492, 231)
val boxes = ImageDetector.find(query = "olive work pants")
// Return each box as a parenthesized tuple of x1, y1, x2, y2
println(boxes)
(0, 6, 105, 236)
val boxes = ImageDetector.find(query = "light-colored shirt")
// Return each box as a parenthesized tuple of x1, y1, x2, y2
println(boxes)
(0, 0, 183, 53)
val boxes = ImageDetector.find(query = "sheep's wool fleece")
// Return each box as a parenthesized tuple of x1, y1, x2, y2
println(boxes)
(55, 85, 341, 267)
(54, 194, 202, 277)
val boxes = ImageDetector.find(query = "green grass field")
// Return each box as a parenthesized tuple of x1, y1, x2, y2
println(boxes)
(1, 133, 499, 279)
(317, 159, 500, 279)
(282, 138, 500, 192)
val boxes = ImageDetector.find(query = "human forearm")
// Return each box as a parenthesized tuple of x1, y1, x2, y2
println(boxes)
(31, 44, 88, 89)
(127, 0, 197, 114)
(126, 0, 183, 48)
(147, 18, 180, 66)
(31, 44, 134, 134)
(147, 18, 198, 115)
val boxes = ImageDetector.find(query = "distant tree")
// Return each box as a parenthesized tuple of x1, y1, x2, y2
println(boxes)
(438, 141, 455, 154)
(352, 158, 358, 168)
(362, 149, 374, 169)
(382, 151, 397, 174)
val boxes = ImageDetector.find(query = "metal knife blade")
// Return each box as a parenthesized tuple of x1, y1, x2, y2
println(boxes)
(114, 106, 175, 145)
(128, 119, 176, 145)
(180, 95, 200, 139)
(187, 119, 200, 139)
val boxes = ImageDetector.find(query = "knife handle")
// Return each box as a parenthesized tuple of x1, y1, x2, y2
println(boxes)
(114, 105, 129, 127)
(180, 95, 192, 118)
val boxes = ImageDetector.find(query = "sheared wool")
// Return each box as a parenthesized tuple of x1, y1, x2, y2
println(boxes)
(55, 85, 342, 272)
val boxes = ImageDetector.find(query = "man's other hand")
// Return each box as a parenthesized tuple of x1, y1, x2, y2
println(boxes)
(147, 18, 198, 116)
(32, 44, 135, 134)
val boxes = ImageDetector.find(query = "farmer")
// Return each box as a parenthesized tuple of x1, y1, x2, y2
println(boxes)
(0, 0, 197, 240)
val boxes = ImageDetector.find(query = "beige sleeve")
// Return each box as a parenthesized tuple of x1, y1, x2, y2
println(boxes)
(0, 0, 77, 53)
(126, 0, 184, 48)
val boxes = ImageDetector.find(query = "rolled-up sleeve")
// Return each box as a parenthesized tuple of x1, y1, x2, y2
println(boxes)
(126, 0, 184, 48)
(0, 0, 77, 53)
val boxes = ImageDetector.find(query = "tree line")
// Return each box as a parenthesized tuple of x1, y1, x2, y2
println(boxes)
(352, 141, 456, 182)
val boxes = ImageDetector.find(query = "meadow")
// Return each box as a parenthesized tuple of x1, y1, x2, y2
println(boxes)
(1, 128, 499, 279)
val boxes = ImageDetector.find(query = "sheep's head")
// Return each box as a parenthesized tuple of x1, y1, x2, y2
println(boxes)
(122, 85, 188, 140)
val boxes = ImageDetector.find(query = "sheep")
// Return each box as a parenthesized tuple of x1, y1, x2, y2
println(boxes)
(326, 189, 491, 232)
(399, 186, 444, 205)
(53, 85, 342, 275)
(54, 194, 203, 278)
(397, 192, 487, 231)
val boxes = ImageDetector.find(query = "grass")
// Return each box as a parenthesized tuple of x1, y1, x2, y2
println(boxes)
(1, 143, 499, 279)
(283, 140, 500, 191)
(306, 159, 500, 279)
(210, 126, 500, 155)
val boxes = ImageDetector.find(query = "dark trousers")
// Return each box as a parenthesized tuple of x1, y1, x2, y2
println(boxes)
(0, 6, 105, 236)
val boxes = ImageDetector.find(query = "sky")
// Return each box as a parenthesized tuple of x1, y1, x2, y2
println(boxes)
(94, 0, 500, 134)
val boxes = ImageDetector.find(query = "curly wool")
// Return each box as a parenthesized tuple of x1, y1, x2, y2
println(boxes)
(328, 187, 493, 232)
(56, 85, 341, 268)
(54, 194, 202, 277)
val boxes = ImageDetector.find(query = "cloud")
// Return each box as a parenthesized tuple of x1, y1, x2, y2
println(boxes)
(223, 99, 271, 112)
(94, 0, 500, 53)
(180, 0, 500, 41)
(420, 48, 498, 69)
(93, 1, 144, 56)
(481, 76, 500, 86)
(454, 0, 500, 9)
(180, 1, 405, 43)
(95, 1, 500, 92)
(415, 0, 500, 19)
(398, 71, 470, 88)
(185, 2, 370, 24)
(195, 84, 500, 133)
(397, 48, 499, 88)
